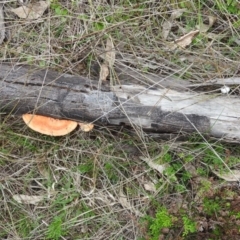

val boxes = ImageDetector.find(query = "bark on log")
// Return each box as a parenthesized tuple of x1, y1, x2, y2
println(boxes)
(0, 63, 240, 141)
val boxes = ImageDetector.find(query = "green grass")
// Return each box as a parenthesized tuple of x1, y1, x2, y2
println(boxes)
(182, 215, 197, 237)
(47, 216, 67, 240)
(148, 207, 174, 240)
(203, 198, 221, 215)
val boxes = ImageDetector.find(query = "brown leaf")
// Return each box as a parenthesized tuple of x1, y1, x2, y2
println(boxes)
(37, 161, 50, 179)
(13, 194, 45, 205)
(168, 30, 199, 50)
(162, 9, 186, 40)
(143, 182, 156, 192)
(105, 37, 115, 67)
(208, 16, 217, 27)
(211, 169, 240, 182)
(162, 21, 173, 40)
(78, 122, 94, 132)
(118, 191, 142, 217)
(140, 156, 167, 174)
(99, 63, 109, 81)
(196, 16, 217, 33)
(10, 1, 49, 20)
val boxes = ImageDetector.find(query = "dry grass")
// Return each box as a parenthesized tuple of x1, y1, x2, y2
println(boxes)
(1, 0, 240, 239)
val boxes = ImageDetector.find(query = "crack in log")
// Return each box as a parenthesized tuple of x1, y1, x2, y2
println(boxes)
(3, 80, 101, 94)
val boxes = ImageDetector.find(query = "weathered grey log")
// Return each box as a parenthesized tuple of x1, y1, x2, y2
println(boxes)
(0, 63, 240, 141)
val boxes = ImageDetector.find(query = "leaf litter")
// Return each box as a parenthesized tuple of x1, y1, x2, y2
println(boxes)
(162, 8, 186, 40)
(10, 1, 49, 20)
(196, 15, 217, 33)
(99, 36, 115, 81)
(13, 194, 45, 205)
(167, 30, 200, 50)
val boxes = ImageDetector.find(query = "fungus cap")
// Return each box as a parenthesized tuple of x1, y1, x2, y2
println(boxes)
(22, 114, 78, 136)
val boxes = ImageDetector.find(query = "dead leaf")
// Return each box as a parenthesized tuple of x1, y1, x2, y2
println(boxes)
(207, 32, 226, 40)
(119, 192, 132, 210)
(168, 30, 199, 50)
(143, 182, 156, 192)
(119, 191, 142, 217)
(78, 122, 94, 132)
(140, 156, 167, 174)
(37, 161, 50, 178)
(99, 63, 109, 81)
(211, 169, 240, 182)
(184, 162, 198, 177)
(13, 194, 45, 205)
(10, 1, 49, 20)
(170, 9, 186, 20)
(174, 30, 199, 48)
(208, 16, 217, 27)
(105, 37, 115, 67)
(162, 9, 185, 40)
(196, 23, 210, 33)
(196, 16, 217, 33)
(98, 36, 115, 82)
(162, 21, 173, 40)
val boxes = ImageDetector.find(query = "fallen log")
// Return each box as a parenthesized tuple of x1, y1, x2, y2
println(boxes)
(0, 63, 240, 141)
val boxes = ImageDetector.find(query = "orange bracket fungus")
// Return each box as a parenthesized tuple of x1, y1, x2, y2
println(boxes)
(22, 114, 78, 136)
